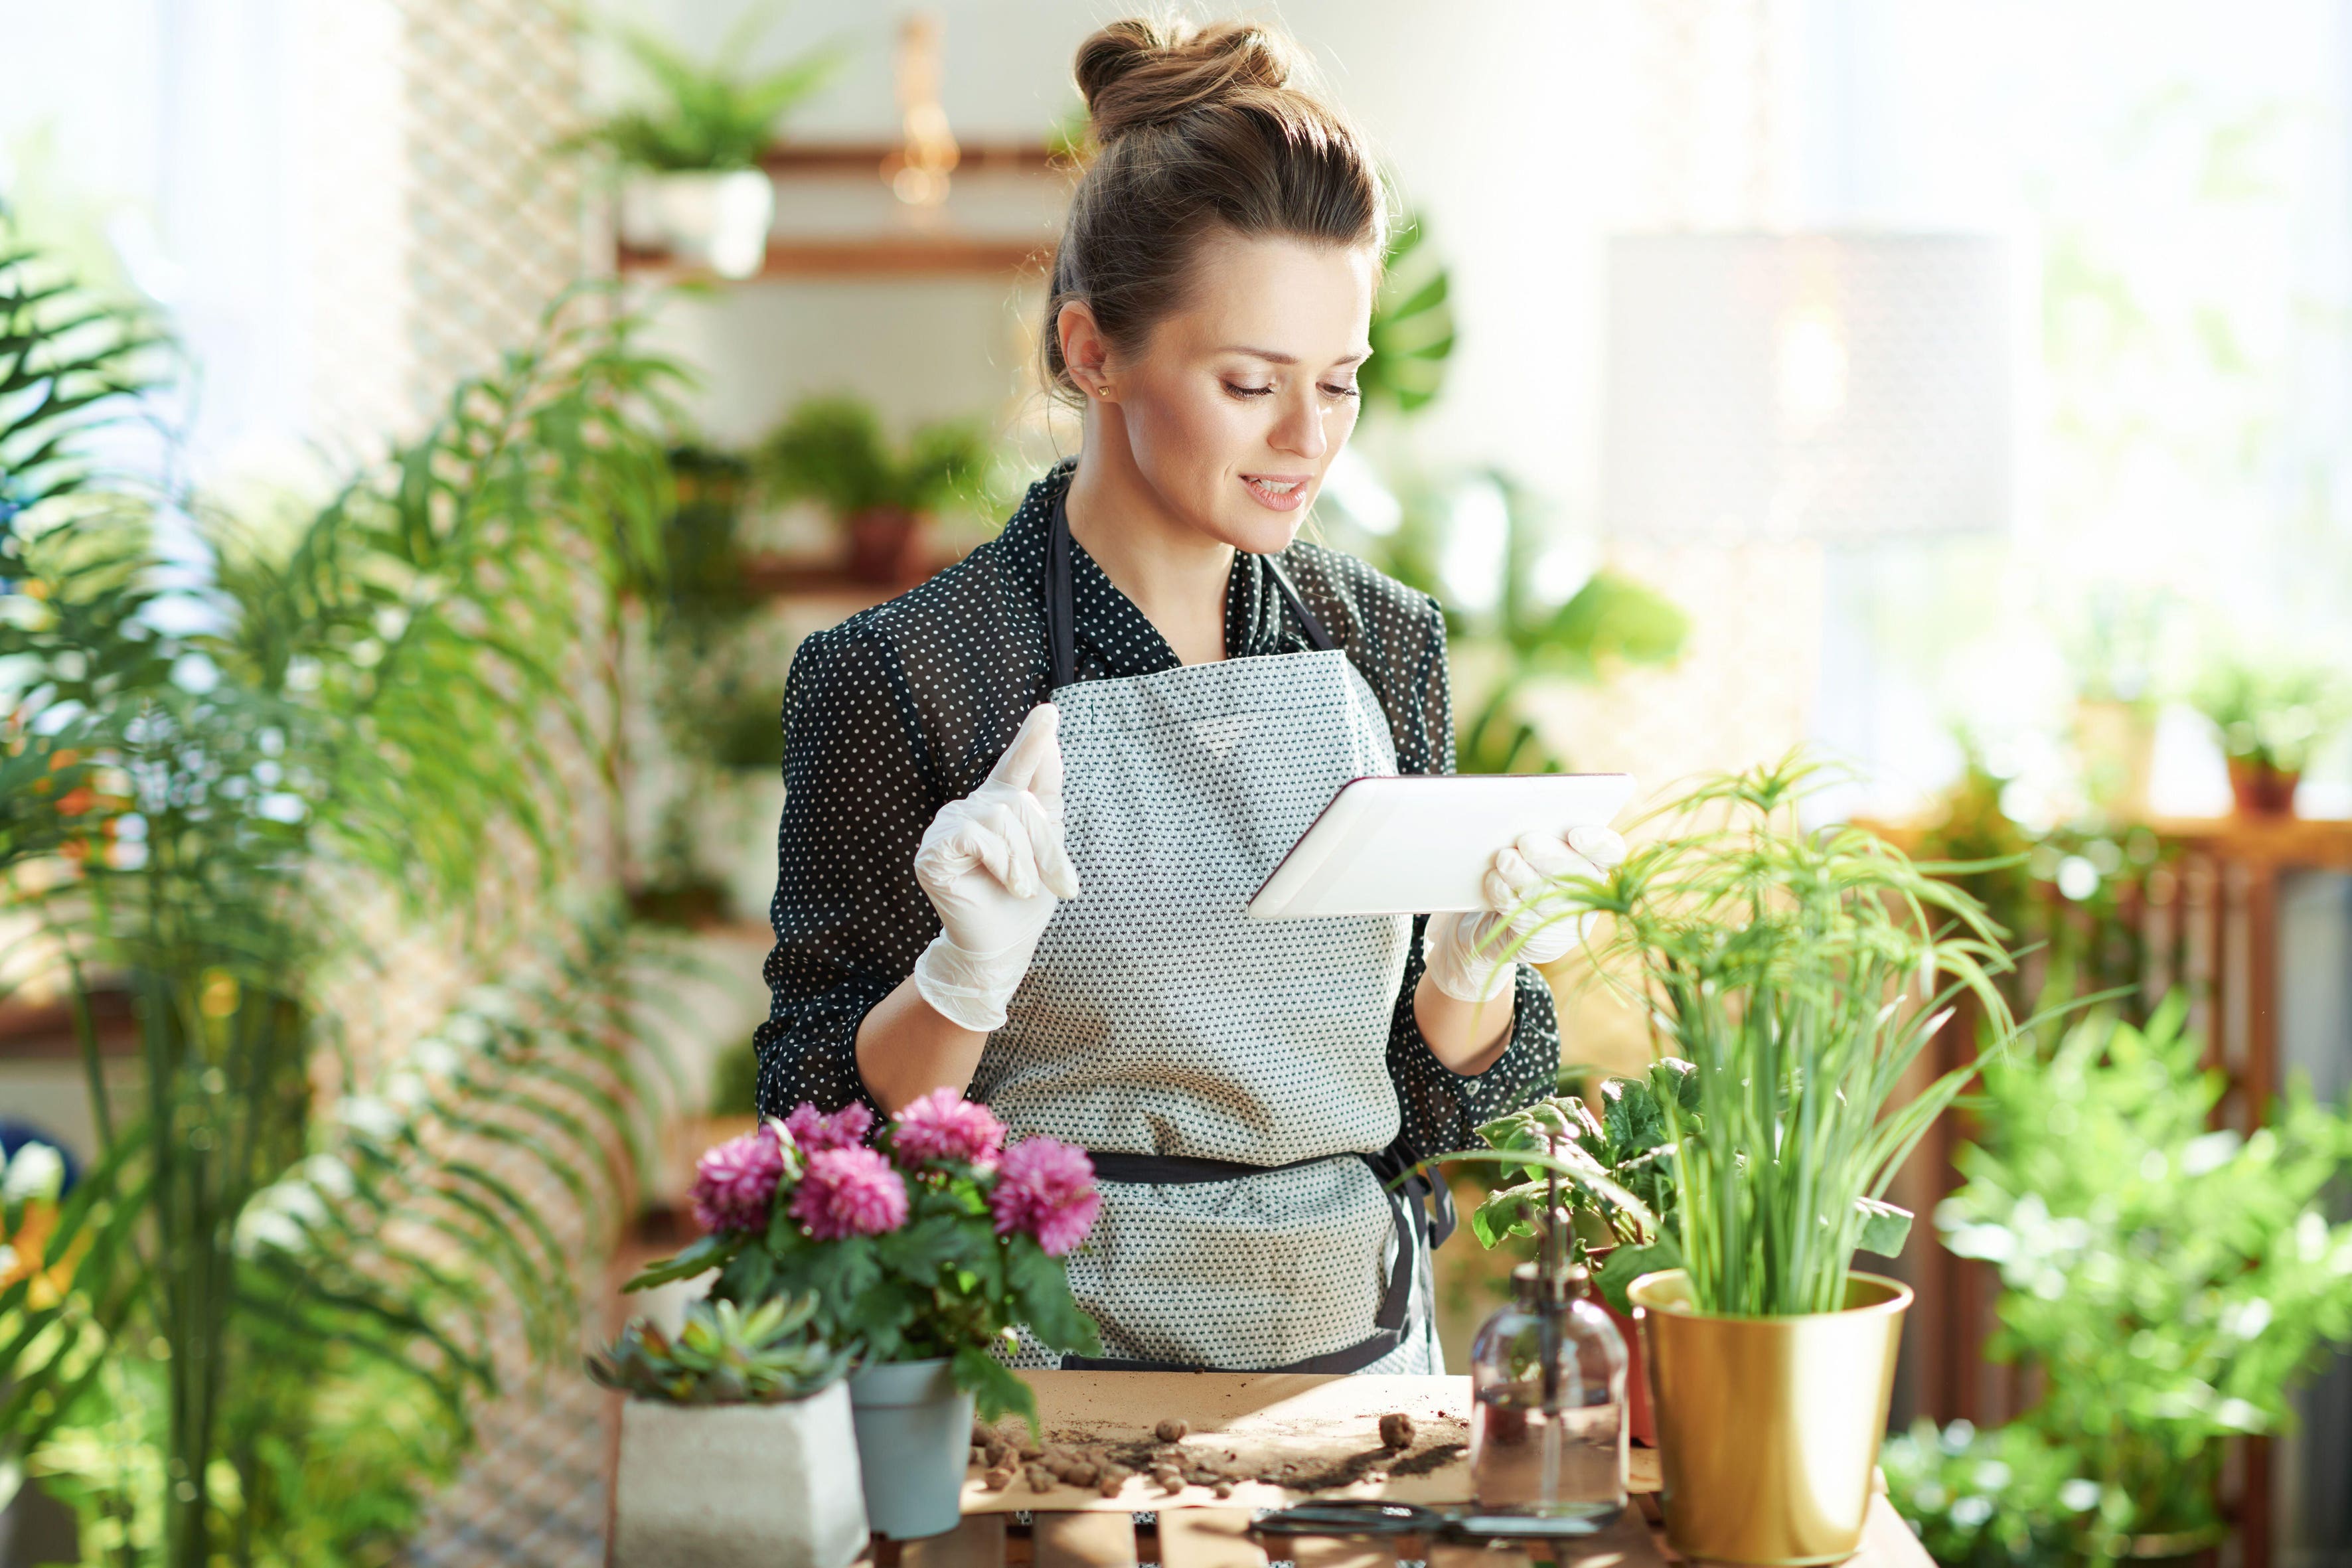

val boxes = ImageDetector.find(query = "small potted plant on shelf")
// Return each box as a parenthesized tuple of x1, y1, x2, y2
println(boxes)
(627, 1092, 1102, 1540)
(591, 1294, 864, 1568)
(576, 8, 843, 278)
(2192, 650, 2346, 818)
(1509, 756, 2020, 1565)
(758, 396, 991, 585)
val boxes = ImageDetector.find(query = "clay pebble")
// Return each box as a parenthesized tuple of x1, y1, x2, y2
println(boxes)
(1154, 1417, 1188, 1443)
(1379, 1412, 1415, 1450)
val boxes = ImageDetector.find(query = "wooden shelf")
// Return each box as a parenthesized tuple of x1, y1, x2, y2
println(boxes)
(617, 234, 1054, 280)
(736, 549, 963, 601)
(756, 140, 1065, 176)
(1861, 813, 2352, 871)
(616, 139, 1068, 280)
(0, 985, 139, 1061)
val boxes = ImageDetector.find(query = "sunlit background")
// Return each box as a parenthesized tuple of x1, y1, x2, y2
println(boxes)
(3, 3, 2349, 1567)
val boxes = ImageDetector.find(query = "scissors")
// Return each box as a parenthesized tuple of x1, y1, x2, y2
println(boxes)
(1251, 1500, 1621, 1542)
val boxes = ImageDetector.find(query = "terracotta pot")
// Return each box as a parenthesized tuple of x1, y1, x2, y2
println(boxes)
(1598, 1296, 1654, 1447)
(1578, 1248, 1654, 1447)
(846, 505, 929, 585)
(2227, 757, 2299, 818)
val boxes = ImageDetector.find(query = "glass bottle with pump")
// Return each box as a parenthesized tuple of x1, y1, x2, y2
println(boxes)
(1467, 1172, 1628, 1520)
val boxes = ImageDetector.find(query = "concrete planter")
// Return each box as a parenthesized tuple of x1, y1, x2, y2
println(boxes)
(848, 1359, 975, 1540)
(611, 1382, 866, 1568)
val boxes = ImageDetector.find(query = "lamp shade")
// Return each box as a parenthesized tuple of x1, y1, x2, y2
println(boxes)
(1602, 233, 2014, 543)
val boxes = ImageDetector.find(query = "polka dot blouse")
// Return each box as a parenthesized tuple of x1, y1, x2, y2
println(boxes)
(752, 460, 1561, 1156)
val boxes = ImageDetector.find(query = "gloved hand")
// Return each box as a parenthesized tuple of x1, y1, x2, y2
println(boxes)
(1422, 826, 1628, 1004)
(911, 704, 1082, 1031)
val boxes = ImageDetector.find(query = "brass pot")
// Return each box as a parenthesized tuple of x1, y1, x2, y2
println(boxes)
(1630, 1269, 1911, 1566)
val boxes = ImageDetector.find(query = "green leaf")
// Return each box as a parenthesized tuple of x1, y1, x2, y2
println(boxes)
(1593, 1238, 1682, 1317)
(623, 1231, 741, 1291)
(1854, 1198, 1913, 1258)
(1006, 1240, 1100, 1356)
(951, 1344, 1039, 1435)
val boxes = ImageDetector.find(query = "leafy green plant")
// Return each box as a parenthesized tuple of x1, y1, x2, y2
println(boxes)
(0, 219, 689, 1566)
(1458, 562, 1689, 775)
(2191, 649, 2347, 773)
(575, 6, 843, 173)
(1529, 755, 2021, 1316)
(1350, 468, 1687, 775)
(1936, 998, 2352, 1548)
(589, 1294, 851, 1404)
(1358, 212, 1455, 416)
(1456, 1065, 1695, 1314)
(1881, 1419, 2104, 1568)
(1913, 738, 2167, 1021)
(757, 396, 990, 520)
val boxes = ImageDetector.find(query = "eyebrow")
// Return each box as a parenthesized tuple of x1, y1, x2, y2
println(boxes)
(1220, 345, 1371, 367)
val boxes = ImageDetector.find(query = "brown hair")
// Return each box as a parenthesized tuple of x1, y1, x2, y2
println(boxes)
(1042, 17, 1390, 403)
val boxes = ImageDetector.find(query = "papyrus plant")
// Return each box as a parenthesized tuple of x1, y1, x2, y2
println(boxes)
(1523, 757, 2022, 1318)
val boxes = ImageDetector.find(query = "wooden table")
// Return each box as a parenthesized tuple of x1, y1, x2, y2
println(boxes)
(859, 1372, 1929, 1568)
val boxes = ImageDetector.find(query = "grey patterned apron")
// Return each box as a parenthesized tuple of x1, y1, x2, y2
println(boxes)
(969, 503, 1450, 1373)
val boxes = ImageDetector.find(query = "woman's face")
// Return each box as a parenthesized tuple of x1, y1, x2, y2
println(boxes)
(1097, 232, 1376, 555)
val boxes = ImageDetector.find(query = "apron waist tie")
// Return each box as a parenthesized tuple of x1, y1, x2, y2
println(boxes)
(1059, 1140, 1452, 1375)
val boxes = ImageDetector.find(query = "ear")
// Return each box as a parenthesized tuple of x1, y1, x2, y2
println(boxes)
(1056, 300, 1114, 399)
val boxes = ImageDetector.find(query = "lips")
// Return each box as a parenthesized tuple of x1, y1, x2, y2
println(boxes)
(1241, 473, 1312, 512)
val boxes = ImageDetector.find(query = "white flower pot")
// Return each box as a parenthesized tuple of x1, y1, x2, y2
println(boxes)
(612, 1383, 867, 1568)
(617, 169, 775, 279)
(848, 1359, 975, 1540)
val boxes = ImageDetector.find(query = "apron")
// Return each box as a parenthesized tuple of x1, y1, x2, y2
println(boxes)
(970, 501, 1453, 1373)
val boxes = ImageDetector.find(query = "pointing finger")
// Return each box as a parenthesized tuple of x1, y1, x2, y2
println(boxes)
(988, 704, 1061, 792)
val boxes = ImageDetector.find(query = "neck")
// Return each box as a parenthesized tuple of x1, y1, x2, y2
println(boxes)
(1064, 412, 1233, 666)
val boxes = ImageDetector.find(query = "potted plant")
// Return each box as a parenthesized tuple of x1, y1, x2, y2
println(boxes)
(1516, 757, 2019, 1565)
(576, 8, 844, 278)
(1932, 997, 2352, 1561)
(592, 1295, 864, 1568)
(758, 396, 991, 584)
(1449, 1064, 1699, 1446)
(2191, 651, 2346, 818)
(627, 1093, 1102, 1539)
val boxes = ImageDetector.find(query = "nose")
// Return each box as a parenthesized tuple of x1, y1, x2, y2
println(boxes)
(1270, 387, 1329, 460)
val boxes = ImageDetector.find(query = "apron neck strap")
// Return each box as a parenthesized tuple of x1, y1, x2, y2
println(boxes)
(1046, 487, 1338, 690)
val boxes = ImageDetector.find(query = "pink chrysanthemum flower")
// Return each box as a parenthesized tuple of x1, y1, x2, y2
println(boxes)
(690, 1126, 788, 1234)
(790, 1146, 909, 1240)
(892, 1088, 1007, 1168)
(783, 1101, 874, 1153)
(990, 1137, 1100, 1257)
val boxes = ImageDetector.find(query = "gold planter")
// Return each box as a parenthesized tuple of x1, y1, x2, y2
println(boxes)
(1630, 1269, 1911, 1566)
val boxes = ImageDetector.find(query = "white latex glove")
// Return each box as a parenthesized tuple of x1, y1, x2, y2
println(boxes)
(910, 704, 1082, 1031)
(1422, 825, 1628, 1003)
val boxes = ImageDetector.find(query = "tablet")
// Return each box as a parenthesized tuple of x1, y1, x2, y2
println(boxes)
(1245, 773, 1637, 920)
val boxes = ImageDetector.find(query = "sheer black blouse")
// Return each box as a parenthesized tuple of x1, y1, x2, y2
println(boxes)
(752, 461, 1559, 1154)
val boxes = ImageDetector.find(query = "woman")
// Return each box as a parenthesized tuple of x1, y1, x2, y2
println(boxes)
(755, 17, 1620, 1375)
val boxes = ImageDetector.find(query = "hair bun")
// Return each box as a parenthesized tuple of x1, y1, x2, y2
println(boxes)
(1074, 18, 1300, 143)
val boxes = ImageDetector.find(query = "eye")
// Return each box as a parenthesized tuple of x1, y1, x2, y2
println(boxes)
(1321, 382, 1361, 400)
(1222, 381, 1274, 400)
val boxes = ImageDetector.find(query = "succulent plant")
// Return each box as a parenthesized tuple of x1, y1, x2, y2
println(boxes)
(588, 1294, 850, 1405)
